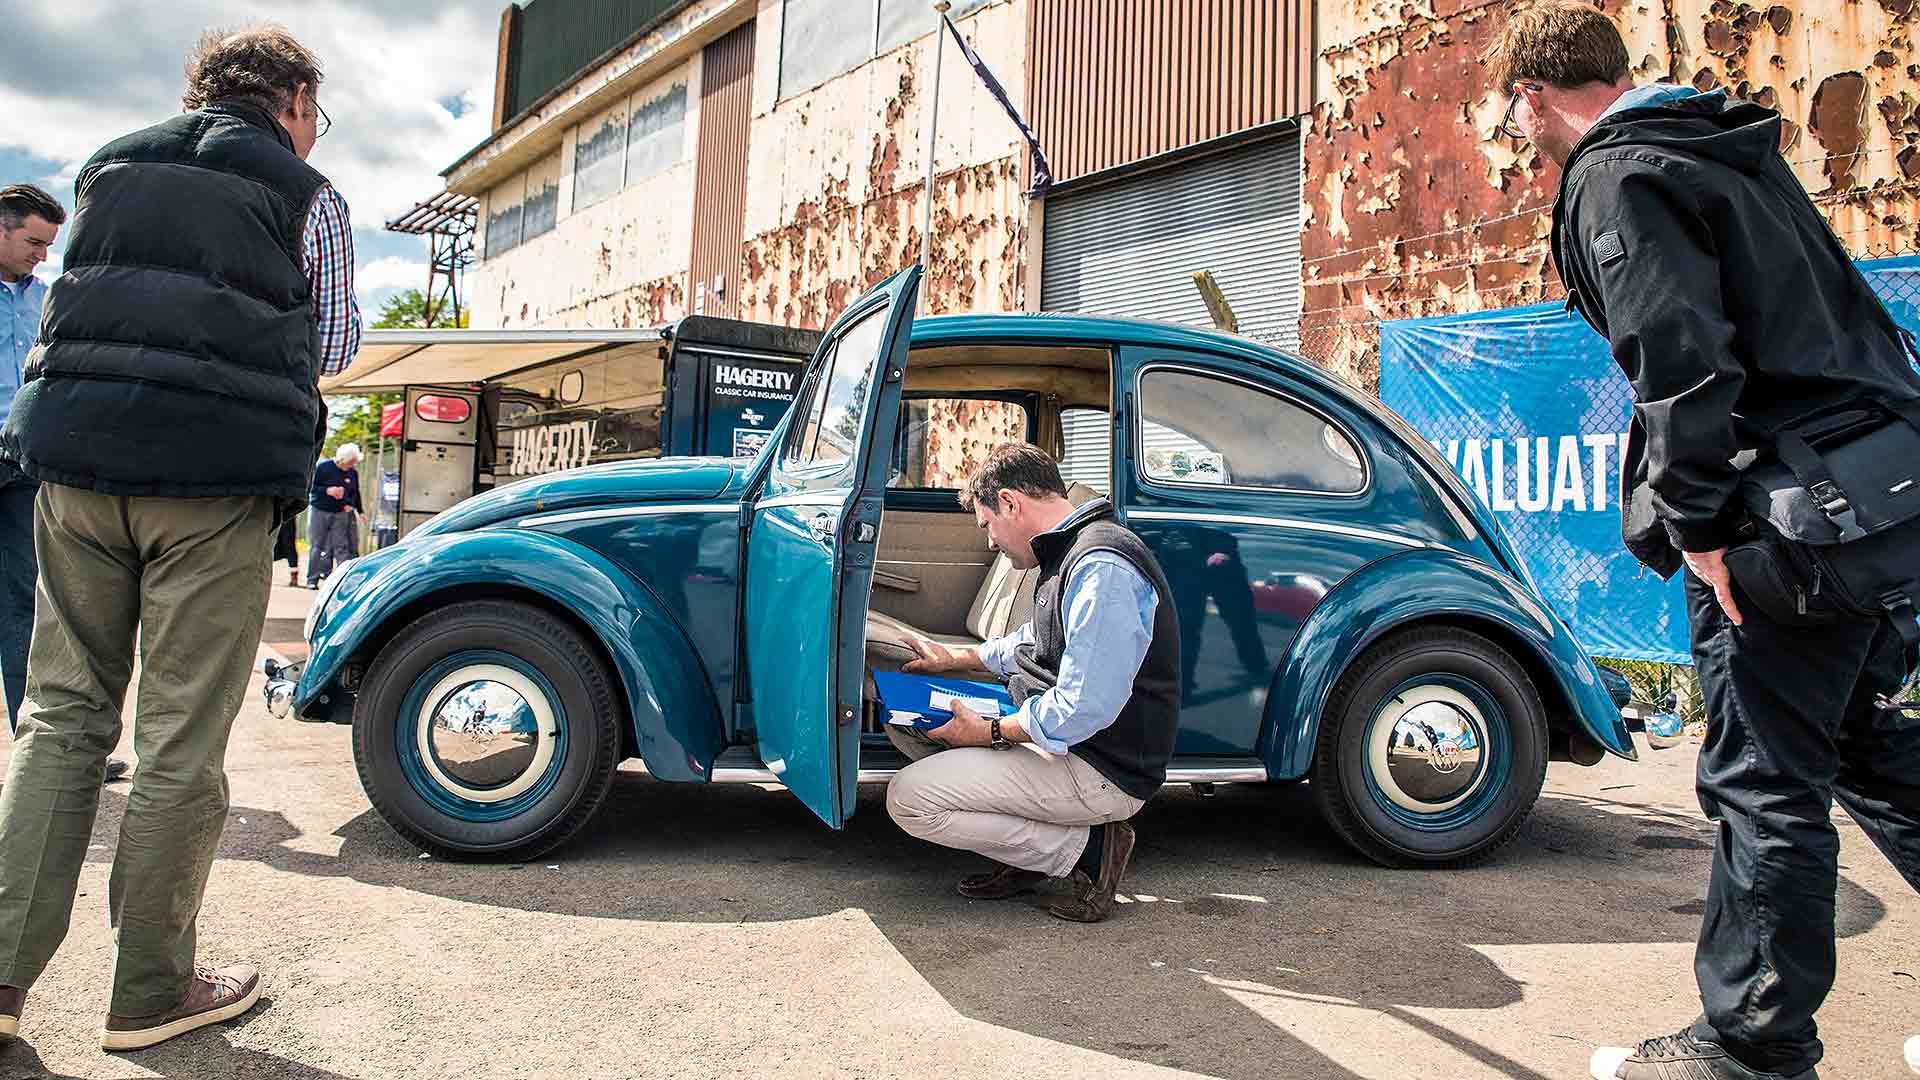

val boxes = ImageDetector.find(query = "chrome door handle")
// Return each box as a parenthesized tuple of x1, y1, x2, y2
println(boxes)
(808, 510, 836, 546)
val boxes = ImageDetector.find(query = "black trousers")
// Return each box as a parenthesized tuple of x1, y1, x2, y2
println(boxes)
(1684, 572, 1920, 1074)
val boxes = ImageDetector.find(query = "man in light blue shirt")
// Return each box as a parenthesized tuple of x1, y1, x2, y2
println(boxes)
(887, 444, 1181, 923)
(0, 187, 61, 732)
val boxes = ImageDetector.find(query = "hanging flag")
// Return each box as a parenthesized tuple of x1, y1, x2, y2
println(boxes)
(942, 13, 1054, 198)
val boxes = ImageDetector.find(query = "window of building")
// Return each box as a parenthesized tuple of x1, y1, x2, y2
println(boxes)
(522, 152, 561, 242)
(626, 83, 688, 181)
(780, 0, 990, 101)
(574, 100, 629, 210)
(1136, 369, 1367, 494)
(484, 175, 525, 257)
(890, 397, 1030, 489)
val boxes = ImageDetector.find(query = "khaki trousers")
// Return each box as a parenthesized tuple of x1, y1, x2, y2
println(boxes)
(0, 485, 272, 1015)
(885, 726, 1145, 878)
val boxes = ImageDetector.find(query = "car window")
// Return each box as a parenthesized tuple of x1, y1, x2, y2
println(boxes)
(783, 306, 888, 473)
(1137, 368, 1366, 494)
(1059, 408, 1111, 493)
(890, 398, 1030, 488)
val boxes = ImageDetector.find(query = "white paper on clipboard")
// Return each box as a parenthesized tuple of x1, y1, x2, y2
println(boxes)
(928, 689, 1004, 717)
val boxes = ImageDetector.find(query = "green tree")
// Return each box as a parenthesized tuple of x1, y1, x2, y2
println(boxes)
(372, 287, 469, 329)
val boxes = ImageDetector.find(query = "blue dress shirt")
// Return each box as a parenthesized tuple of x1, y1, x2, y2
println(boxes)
(977, 502, 1160, 755)
(0, 274, 47, 428)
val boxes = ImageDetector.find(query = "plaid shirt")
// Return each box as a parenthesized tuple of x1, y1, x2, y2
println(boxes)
(302, 184, 362, 378)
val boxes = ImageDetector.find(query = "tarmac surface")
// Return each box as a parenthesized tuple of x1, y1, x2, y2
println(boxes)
(0, 582, 1913, 1079)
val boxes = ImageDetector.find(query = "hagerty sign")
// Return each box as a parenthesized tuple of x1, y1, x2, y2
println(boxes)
(706, 360, 800, 458)
(508, 420, 600, 476)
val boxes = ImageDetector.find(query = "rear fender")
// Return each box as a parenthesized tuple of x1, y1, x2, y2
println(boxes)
(1258, 547, 1635, 779)
(296, 530, 724, 782)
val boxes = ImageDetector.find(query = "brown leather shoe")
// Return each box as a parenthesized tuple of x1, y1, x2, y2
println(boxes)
(1048, 820, 1137, 923)
(0, 985, 22, 1040)
(956, 863, 1048, 899)
(102, 962, 261, 1051)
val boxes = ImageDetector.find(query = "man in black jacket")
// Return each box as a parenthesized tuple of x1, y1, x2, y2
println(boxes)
(1487, 5, 1920, 1079)
(0, 26, 360, 1051)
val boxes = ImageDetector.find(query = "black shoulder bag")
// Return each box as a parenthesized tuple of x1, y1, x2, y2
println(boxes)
(1725, 395, 1920, 647)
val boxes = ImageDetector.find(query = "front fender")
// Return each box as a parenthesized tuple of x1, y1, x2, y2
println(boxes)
(1259, 547, 1635, 779)
(295, 530, 724, 782)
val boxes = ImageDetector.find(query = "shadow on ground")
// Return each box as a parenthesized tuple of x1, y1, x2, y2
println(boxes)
(0, 999, 351, 1080)
(72, 770, 1892, 1080)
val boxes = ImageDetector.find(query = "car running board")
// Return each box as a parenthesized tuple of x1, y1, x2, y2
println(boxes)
(697, 747, 1268, 786)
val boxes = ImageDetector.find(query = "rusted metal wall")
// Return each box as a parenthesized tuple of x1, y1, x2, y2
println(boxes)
(1302, 0, 1920, 391)
(689, 20, 755, 317)
(1027, 0, 1314, 183)
(736, 0, 1034, 327)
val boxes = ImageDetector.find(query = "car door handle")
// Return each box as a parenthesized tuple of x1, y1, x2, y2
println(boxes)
(808, 510, 835, 546)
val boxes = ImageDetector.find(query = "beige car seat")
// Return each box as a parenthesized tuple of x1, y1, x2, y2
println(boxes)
(864, 482, 1101, 670)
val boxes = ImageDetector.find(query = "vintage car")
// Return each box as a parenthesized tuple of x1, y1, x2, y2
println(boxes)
(277, 267, 1635, 869)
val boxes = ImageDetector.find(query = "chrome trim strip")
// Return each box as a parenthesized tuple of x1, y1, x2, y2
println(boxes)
(705, 763, 1268, 784)
(1167, 763, 1270, 783)
(754, 490, 851, 510)
(1127, 508, 1425, 549)
(519, 502, 736, 527)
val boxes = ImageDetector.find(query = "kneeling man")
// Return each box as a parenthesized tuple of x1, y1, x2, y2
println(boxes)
(885, 444, 1180, 923)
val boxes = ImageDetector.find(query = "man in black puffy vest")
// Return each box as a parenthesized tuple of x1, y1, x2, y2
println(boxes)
(887, 444, 1181, 923)
(0, 26, 361, 1051)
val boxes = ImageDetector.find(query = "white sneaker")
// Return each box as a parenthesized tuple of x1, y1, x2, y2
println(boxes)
(1904, 1034, 1919, 1074)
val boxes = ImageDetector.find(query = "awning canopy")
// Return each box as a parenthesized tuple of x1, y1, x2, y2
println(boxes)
(320, 328, 668, 394)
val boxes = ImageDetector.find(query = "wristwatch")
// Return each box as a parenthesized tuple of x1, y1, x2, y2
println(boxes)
(989, 715, 1013, 750)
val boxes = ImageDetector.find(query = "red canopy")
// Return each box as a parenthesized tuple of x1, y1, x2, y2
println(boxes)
(380, 401, 403, 438)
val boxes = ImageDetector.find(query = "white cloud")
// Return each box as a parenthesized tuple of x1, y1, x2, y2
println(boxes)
(2, 1, 500, 295)
(355, 255, 431, 299)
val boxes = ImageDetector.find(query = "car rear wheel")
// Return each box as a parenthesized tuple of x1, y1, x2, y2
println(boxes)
(1310, 626, 1548, 868)
(353, 599, 621, 861)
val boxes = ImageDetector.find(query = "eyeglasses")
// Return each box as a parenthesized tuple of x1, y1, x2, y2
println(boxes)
(1496, 83, 1541, 141)
(315, 100, 332, 139)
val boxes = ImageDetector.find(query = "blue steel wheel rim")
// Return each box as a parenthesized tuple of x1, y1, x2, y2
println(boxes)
(1361, 673, 1511, 834)
(396, 649, 569, 824)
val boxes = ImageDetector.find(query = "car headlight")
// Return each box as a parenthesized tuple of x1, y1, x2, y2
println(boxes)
(304, 569, 348, 641)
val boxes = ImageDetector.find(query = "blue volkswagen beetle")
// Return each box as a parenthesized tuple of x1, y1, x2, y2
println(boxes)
(283, 267, 1634, 868)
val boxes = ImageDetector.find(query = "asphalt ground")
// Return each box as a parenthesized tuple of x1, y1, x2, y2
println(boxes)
(0, 583, 1912, 1079)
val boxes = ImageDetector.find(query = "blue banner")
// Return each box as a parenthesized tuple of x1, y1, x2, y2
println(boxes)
(1379, 255, 1920, 664)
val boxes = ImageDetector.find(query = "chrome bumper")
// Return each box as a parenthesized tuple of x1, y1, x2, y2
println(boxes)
(261, 658, 305, 720)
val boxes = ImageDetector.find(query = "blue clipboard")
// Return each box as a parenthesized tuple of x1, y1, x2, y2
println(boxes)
(871, 671, 1014, 731)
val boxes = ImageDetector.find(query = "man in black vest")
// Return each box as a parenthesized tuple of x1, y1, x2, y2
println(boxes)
(0, 26, 361, 1051)
(1488, 5, 1920, 1078)
(887, 444, 1181, 923)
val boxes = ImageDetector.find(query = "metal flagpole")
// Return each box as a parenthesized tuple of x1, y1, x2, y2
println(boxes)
(918, 0, 951, 314)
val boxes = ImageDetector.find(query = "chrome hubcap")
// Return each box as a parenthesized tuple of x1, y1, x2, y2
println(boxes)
(1369, 684, 1487, 812)
(415, 664, 559, 803)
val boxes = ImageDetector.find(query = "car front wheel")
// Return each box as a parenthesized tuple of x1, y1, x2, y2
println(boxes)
(1311, 626, 1549, 868)
(352, 599, 621, 861)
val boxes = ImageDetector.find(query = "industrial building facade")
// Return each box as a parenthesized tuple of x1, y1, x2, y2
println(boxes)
(446, 0, 1916, 388)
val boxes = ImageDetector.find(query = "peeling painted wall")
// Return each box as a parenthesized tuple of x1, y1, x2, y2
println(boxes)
(1303, 0, 1920, 389)
(469, 63, 701, 329)
(464, 0, 1034, 333)
(738, 0, 1034, 327)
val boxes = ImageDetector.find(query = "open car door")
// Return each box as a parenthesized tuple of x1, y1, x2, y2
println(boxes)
(742, 266, 920, 827)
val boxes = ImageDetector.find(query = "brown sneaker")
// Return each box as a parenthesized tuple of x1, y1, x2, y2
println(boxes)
(101, 963, 261, 1051)
(1047, 820, 1137, 923)
(956, 863, 1048, 899)
(0, 985, 22, 1040)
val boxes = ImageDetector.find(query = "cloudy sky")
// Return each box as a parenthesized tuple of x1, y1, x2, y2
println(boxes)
(1, 1, 504, 318)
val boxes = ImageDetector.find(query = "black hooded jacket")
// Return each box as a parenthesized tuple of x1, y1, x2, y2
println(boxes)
(1551, 90, 1920, 577)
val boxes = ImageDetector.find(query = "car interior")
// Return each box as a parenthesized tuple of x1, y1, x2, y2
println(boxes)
(857, 342, 1115, 736)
